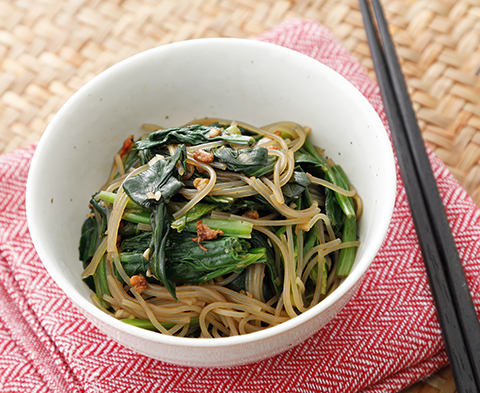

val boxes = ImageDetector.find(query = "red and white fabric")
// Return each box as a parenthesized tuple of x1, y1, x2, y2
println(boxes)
(1, 19, 479, 392)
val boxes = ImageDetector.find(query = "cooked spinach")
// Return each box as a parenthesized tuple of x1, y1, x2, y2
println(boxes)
(118, 252, 151, 277)
(171, 203, 216, 232)
(79, 119, 360, 337)
(250, 230, 282, 298)
(210, 146, 277, 177)
(165, 232, 266, 283)
(122, 145, 188, 300)
(135, 124, 255, 151)
(123, 145, 186, 209)
(295, 141, 356, 218)
(282, 166, 311, 202)
(120, 232, 151, 253)
(79, 215, 98, 264)
(119, 231, 267, 285)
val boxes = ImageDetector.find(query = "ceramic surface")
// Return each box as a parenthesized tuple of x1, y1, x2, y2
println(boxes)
(26, 38, 396, 367)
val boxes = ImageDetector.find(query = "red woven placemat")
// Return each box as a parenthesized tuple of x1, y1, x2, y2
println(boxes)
(1, 19, 479, 393)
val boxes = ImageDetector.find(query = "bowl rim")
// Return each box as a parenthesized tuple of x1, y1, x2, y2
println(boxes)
(26, 36, 397, 349)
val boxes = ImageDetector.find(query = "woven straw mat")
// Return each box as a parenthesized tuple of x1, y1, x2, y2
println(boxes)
(3, 0, 480, 392)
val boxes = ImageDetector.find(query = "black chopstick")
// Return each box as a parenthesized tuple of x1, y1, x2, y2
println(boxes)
(358, 1, 480, 392)
(369, 0, 480, 383)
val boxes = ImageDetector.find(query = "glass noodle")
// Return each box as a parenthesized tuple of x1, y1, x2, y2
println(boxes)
(78, 119, 361, 338)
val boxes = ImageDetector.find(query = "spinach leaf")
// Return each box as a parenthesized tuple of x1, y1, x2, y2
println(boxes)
(93, 256, 111, 309)
(149, 203, 176, 298)
(250, 231, 282, 298)
(299, 140, 356, 218)
(233, 196, 275, 213)
(325, 187, 344, 234)
(205, 194, 275, 214)
(183, 218, 253, 239)
(294, 149, 326, 178)
(295, 149, 347, 230)
(79, 216, 98, 264)
(282, 166, 311, 202)
(203, 195, 236, 211)
(122, 145, 188, 300)
(135, 124, 254, 151)
(171, 203, 216, 232)
(203, 168, 311, 217)
(118, 221, 142, 237)
(208, 121, 262, 139)
(164, 232, 266, 284)
(79, 194, 110, 265)
(90, 197, 108, 234)
(118, 252, 151, 277)
(120, 232, 152, 253)
(211, 146, 277, 177)
(123, 145, 186, 209)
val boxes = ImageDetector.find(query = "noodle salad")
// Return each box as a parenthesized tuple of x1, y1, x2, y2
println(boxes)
(79, 119, 361, 338)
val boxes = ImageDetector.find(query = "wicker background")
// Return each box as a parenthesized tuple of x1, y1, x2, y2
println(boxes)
(3, 0, 480, 391)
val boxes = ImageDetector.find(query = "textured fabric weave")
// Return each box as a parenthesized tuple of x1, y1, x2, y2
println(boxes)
(1, 19, 479, 393)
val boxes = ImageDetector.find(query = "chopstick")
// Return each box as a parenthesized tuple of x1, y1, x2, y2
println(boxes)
(358, 1, 480, 392)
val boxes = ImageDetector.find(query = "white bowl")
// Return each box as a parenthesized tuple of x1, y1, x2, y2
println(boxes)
(26, 38, 396, 367)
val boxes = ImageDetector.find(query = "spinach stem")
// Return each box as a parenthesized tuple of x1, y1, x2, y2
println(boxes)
(123, 211, 151, 225)
(97, 190, 144, 210)
(336, 216, 357, 277)
(121, 317, 200, 332)
(183, 218, 253, 238)
(333, 164, 358, 277)
(302, 138, 356, 218)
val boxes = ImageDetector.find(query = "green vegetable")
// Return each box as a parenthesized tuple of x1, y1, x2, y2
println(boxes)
(122, 145, 188, 300)
(96, 191, 144, 210)
(78, 194, 111, 265)
(121, 317, 199, 332)
(250, 230, 282, 298)
(171, 203, 216, 232)
(118, 221, 142, 237)
(210, 146, 277, 177)
(165, 232, 266, 283)
(118, 252, 151, 277)
(120, 232, 151, 253)
(150, 203, 177, 298)
(325, 188, 344, 235)
(208, 121, 263, 140)
(336, 215, 357, 277)
(122, 148, 140, 172)
(122, 145, 186, 209)
(296, 139, 356, 218)
(203, 195, 236, 211)
(333, 165, 357, 277)
(183, 218, 253, 238)
(122, 211, 151, 225)
(282, 166, 311, 202)
(135, 124, 255, 151)
(93, 256, 111, 309)
(78, 215, 98, 264)
(118, 225, 261, 285)
(79, 199, 108, 292)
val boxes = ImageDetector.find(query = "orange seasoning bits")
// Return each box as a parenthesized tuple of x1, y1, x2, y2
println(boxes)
(119, 135, 135, 157)
(243, 209, 259, 219)
(130, 274, 147, 294)
(193, 149, 214, 163)
(192, 220, 224, 251)
(193, 178, 210, 192)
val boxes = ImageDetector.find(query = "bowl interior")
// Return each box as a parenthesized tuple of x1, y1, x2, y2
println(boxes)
(26, 38, 396, 348)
